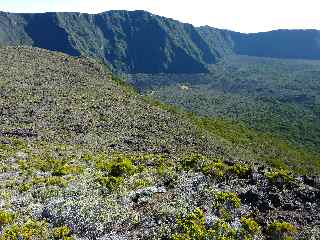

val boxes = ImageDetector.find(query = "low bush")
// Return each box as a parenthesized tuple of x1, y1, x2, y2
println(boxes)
(267, 220, 297, 240)
(171, 208, 207, 240)
(201, 160, 227, 179)
(0, 210, 14, 226)
(96, 176, 124, 191)
(213, 191, 241, 209)
(53, 225, 72, 239)
(265, 169, 294, 185)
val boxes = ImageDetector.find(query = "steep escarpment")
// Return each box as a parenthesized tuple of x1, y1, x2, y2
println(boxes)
(1, 10, 320, 74)
(0, 12, 32, 45)
(23, 13, 80, 56)
(229, 29, 320, 59)
(0, 11, 219, 73)
(198, 26, 320, 60)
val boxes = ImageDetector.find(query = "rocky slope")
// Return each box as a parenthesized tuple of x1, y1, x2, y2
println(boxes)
(0, 47, 319, 239)
(0, 46, 226, 154)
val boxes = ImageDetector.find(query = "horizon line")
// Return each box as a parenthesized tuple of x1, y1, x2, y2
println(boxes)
(1, 9, 319, 34)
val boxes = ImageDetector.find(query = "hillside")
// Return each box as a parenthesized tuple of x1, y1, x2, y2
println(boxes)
(0, 46, 220, 154)
(0, 47, 319, 239)
(129, 55, 320, 173)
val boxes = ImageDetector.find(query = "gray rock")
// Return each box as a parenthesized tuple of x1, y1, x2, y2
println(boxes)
(129, 186, 166, 203)
(16, 151, 28, 160)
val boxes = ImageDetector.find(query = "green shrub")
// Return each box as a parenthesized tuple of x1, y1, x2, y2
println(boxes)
(1, 220, 48, 240)
(41, 176, 68, 187)
(0, 224, 20, 240)
(96, 156, 135, 177)
(18, 156, 82, 177)
(151, 154, 170, 167)
(53, 225, 72, 239)
(17, 160, 28, 173)
(21, 220, 48, 240)
(209, 219, 237, 239)
(265, 169, 294, 185)
(109, 159, 134, 177)
(212, 191, 241, 221)
(18, 182, 32, 192)
(96, 176, 124, 191)
(0, 210, 14, 225)
(229, 163, 251, 178)
(171, 209, 261, 240)
(171, 208, 207, 240)
(11, 138, 28, 150)
(240, 216, 260, 239)
(19, 176, 68, 192)
(173, 217, 239, 239)
(81, 153, 93, 162)
(133, 178, 151, 189)
(52, 164, 82, 176)
(201, 160, 227, 179)
(158, 167, 177, 189)
(213, 191, 241, 209)
(179, 154, 205, 171)
(267, 220, 297, 240)
(38, 158, 82, 176)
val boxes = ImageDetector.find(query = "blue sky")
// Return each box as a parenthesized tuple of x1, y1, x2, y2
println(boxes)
(1, 0, 319, 33)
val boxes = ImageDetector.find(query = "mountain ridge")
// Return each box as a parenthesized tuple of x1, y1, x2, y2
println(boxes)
(0, 10, 218, 73)
(1, 10, 320, 74)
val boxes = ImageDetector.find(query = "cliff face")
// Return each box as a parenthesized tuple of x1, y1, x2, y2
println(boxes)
(228, 29, 320, 59)
(0, 11, 220, 73)
(198, 27, 320, 60)
(1, 10, 320, 73)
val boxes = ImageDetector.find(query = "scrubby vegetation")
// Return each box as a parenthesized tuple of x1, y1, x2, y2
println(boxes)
(240, 216, 261, 239)
(53, 225, 73, 239)
(0, 210, 14, 226)
(0, 47, 319, 239)
(171, 208, 262, 240)
(267, 220, 297, 240)
(265, 169, 295, 185)
(0, 125, 315, 239)
(1, 220, 49, 240)
(138, 89, 320, 175)
(213, 191, 241, 209)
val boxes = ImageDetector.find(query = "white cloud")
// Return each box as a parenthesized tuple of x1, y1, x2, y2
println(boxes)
(0, 0, 319, 33)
